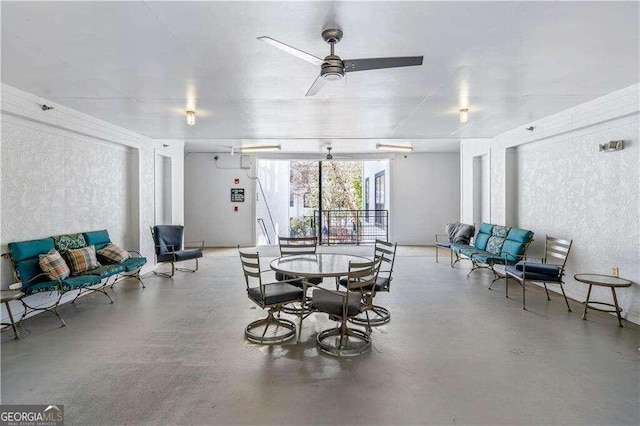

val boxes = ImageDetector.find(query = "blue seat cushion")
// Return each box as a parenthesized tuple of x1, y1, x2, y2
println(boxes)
(311, 289, 361, 317)
(61, 275, 102, 291)
(515, 261, 561, 277)
(120, 257, 147, 272)
(247, 283, 304, 306)
(435, 242, 451, 248)
(460, 247, 486, 258)
(471, 252, 508, 265)
(23, 280, 61, 295)
(450, 243, 474, 253)
(79, 264, 125, 278)
(157, 249, 203, 262)
(506, 264, 562, 282)
(83, 230, 112, 251)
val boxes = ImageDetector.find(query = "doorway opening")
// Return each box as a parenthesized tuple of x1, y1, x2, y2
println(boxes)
(256, 159, 389, 245)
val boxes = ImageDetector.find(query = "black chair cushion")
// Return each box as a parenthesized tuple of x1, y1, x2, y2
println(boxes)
(506, 265, 562, 282)
(157, 248, 203, 262)
(311, 289, 361, 317)
(275, 271, 322, 286)
(247, 283, 304, 306)
(339, 276, 390, 291)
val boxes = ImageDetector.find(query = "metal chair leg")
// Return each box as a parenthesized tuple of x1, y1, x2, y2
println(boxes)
(560, 283, 572, 312)
(522, 279, 527, 310)
(543, 283, 551, 301)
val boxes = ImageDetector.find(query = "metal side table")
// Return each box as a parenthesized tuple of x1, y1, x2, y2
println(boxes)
(574, 274, 632, 327)
(1, 289, 24, 339)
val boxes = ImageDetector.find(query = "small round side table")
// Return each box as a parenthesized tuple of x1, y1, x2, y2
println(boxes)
(1, 289, 24, 339)
(574, 274, 632, 327)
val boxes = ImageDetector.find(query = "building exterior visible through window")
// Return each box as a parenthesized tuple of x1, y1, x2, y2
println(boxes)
(375, 171, 385, 226)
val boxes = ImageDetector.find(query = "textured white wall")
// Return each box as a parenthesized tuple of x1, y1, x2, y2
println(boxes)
(390, 153, 460, 245)
(460, 83, 640, 324)
(183, 153, 255, 247)
(0, 84, 184, 322)
(515, 116, 639, 323)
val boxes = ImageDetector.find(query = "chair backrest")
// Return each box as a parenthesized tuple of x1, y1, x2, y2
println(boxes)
(6, 237, 55, 287)
(151, 225, 184, 255)
(474, 223, 495, 250)
(345, 257, 381, 292)
(543, 236, 573, 270)
(238, 249, 263, 293)
(278, 236, 318, 257)
(374, 239, 397, 289)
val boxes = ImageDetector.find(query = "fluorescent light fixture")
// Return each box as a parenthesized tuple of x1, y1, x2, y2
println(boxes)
(186, 110, 196, 126)
(376, 143, 413, 152)
(239, 144, 281, 153)
(459, 108, 469, 124)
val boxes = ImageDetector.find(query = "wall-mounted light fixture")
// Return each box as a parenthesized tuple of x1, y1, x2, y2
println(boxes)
(186, 111, 196, 126)
(376, 143, 413, 152)
(459, 108, 469, 124)
(599, 140, 624, 152)
(239, 144, 281, 153)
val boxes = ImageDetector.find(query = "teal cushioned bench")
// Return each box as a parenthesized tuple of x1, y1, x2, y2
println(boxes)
(84, 230, 147, 287)
(450, 223, 534, 280)
(4, 230, 147, 328)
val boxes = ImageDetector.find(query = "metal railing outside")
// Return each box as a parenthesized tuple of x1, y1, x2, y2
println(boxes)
(310, 210, 389, 245)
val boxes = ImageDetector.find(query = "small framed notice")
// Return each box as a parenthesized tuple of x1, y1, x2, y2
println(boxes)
(231, 188, 245, 202)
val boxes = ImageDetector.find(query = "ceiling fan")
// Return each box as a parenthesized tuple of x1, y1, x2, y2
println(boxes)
(258, 28, 423, 96)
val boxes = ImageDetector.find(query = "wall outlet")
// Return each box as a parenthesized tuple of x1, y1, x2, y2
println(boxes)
(612, 267, 619, 277)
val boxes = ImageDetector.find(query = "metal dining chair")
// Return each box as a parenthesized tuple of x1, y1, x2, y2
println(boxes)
(239, 248, 305, 344)
(310, 257, 381, 357)
(339, 239, 397, 327)
(276, 236, 322, 314)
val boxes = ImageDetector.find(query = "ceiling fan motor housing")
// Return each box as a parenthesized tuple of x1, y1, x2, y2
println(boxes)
(321, 55, 345, 80)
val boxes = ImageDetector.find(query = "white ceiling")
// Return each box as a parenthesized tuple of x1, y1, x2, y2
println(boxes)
(2, 1, 638, 153)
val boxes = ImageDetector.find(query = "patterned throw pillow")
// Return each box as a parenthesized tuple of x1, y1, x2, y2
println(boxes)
(39, 249, 71, 281)
(53, 233, 87, 251)
(97, 243, 130, 264)
(486, 236, 506, 255)
(492, 225, 510, 238)
(65, 245, 101, 275)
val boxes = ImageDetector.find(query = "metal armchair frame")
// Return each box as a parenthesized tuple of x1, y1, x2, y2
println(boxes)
(277, 236, 320, 315)
(311, 257, 381, 357)
(505, 236, 573, 311)
(150, 226, 204, 278)
(239, 248, 307, 344)
(349, 239, 397, 327)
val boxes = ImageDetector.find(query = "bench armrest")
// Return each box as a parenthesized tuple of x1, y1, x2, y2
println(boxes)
(435, 234, 449, 243)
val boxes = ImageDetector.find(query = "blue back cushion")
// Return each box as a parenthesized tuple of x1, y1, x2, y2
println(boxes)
(152, 225, 184, 254)
(84, 230, 112, 251)
(500, 228, 534, 262)
(474, 223, 494, 250)
(8, 238, 55, 283)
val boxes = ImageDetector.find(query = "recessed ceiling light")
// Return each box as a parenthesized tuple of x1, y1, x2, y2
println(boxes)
(186, 111, 196, 126)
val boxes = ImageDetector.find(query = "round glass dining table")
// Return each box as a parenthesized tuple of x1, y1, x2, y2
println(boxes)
(269, 253, 370, 279)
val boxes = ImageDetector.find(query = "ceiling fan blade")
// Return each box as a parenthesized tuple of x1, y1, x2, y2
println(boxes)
(343, 56, 423, 72)
(257, 36, 324, 66)
(305, 75, 326, 96)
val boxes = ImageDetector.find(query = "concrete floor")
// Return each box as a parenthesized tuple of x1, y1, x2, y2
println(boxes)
(1, 246, 638, 425)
